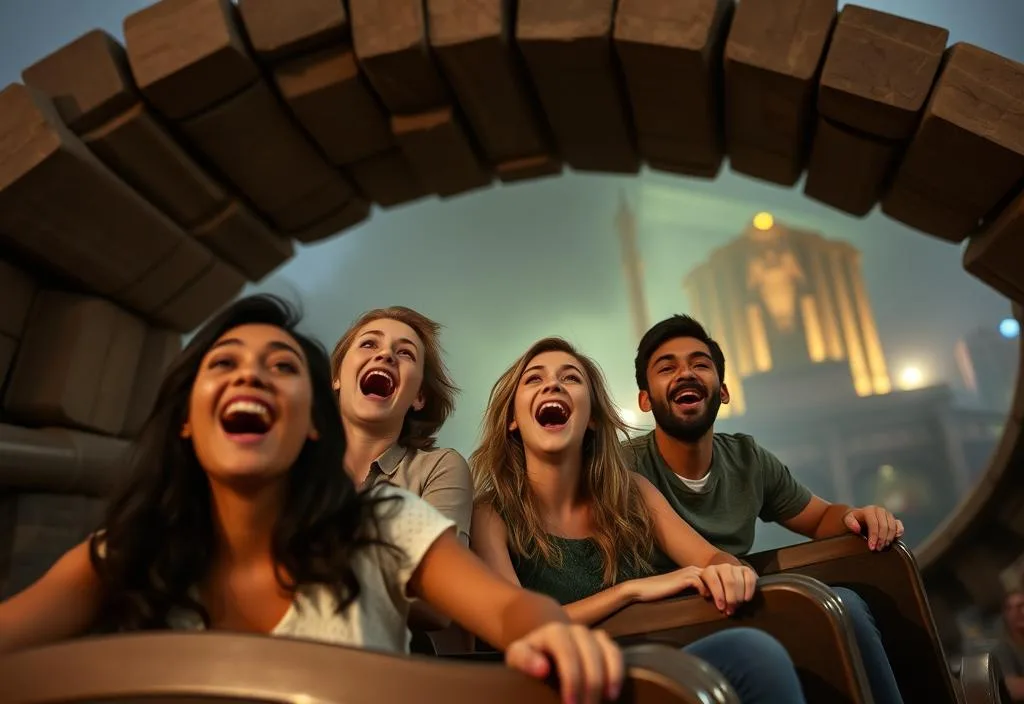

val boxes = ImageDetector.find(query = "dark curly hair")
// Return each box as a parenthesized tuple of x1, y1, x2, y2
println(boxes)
(89, 294, 398, 630)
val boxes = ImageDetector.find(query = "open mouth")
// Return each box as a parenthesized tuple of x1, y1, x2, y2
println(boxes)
(535, 400, 571, 428)
(359, 369, 396, 399)
(220, 398, 274, 436)
(672, 386, 706, 406)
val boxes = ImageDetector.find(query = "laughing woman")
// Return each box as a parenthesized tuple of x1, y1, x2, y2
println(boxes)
(331, 308, 471, 544)
(0, 297, 623, 704)
(331, 308, 472, 632)
(470, 338, 807, 704)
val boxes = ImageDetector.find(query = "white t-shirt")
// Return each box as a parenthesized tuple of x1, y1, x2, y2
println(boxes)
(676, 471, 712, 493)
(165, 485, 454, 653)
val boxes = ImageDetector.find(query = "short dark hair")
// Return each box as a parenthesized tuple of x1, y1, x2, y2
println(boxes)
(634, 315, 726, 391)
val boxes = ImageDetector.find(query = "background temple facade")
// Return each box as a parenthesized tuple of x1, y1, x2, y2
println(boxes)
(659, 214, 1008, 553)
(684, 214, 891, 417)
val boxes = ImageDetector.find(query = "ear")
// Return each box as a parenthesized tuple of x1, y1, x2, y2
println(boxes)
(720, 383, 731, 405)
(638, 390, 652, 413)
(180, 420, 192, 439)
(411, 391, 425, 413)
(332, 379, 340, 391)
(308, 423, 320, 441)
(508, 418, 518, 432)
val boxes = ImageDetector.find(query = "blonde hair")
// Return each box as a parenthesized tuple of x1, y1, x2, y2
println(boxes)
(331, 306, 458, 450)
(471, 337, 655, 584)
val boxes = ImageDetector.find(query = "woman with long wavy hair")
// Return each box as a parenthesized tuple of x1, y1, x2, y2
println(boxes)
(471, 337, 807, 704)
(0, 297, 623, 704)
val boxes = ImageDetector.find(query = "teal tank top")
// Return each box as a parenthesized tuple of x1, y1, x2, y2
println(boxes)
(511, 535, 677, 605)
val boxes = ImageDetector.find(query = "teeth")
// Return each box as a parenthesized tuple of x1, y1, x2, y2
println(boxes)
(366, 369, 395, 384)
(539, 401, 570, 418)
(224, 400, 271, 419)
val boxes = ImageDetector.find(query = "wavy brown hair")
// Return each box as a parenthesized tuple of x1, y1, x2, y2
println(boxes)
(331, 306, 458, 451)
(471, 337, 655, 584)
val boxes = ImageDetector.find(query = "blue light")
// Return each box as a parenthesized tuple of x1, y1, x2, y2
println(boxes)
(1000, 318, 1020, 339)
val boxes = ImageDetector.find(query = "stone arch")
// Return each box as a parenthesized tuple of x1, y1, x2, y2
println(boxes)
(0, 0, 1021, 614)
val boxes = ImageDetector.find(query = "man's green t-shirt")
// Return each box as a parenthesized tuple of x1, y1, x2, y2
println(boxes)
(622, 431, 812, 556)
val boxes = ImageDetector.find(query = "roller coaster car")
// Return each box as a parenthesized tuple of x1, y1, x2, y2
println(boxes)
(0, 632, 740, 704)
(597, 573, 874, 704)
(743, 535, 1007, 704)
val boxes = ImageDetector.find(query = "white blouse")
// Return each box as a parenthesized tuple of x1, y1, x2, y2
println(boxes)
(166, 485, 455, 653)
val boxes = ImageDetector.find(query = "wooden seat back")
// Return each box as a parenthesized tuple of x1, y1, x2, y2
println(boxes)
(745, 536, 961, 702)
(597, 573, 873, 704)
(0, 633, 740, 704)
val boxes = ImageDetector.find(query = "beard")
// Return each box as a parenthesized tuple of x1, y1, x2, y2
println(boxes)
(650, 385, 723, 443)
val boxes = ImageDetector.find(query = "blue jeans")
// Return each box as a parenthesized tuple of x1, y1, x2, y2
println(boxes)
(832, 587, 904, 704)
(684, 627, 806, 703)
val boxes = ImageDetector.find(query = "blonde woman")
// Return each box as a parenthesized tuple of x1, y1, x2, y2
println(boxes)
(470, 337, 806, 704)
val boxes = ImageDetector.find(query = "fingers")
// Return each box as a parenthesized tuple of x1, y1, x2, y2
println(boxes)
(508, 625, 623, 704)
(881, 511, 895, 548)
(535, 626, 582, 704)
(680, 571, 708, 597)
(568, 624, 608, 704)
(874, 508, 898, 549)
(854, 506, 902, 549)
(594, 630, 625, 701)
(863, 508, 882, 549)
(741, 566, 757, 602)
(719, 567, 741, 613)
(701, 568, 728, 613)
(505, 639, 550, 680)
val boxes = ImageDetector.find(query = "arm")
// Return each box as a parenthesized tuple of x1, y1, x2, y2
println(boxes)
(633, 474, 741, 569)
(411, 528, 569, 649)
(472, 503, 637, 625)
(634, 475, 756, 613)
(780, 495, 850, 539)
(0, 540, 103, 654)
(470, 503, 714, 626)
(413, 530, 624, 704)
(780, 494, 905, 549)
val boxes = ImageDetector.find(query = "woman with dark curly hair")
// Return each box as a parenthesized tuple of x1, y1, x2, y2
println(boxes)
(0, 295, 623, 704)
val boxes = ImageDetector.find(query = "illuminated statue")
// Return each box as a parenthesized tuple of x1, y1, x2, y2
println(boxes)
(746, 241, 805, 333)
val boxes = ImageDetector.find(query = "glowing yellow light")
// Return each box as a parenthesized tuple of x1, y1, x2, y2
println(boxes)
(879, 464, 895, 480)
(897, 366, 924, 390)
(753, 212, 774, 231)
(619, 408, 639, 426)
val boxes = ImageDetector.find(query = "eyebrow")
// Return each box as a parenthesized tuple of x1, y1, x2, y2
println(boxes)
(211, 338, 306, 362)
(523, 363, 585, 376)
(651, 351, 713, 368)
(360, 329, 421, 350)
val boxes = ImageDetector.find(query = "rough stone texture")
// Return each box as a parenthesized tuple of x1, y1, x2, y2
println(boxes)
(883, 43, 1024, 242)
(724, 0, 836, 185)
(818, 5, 948, 139)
